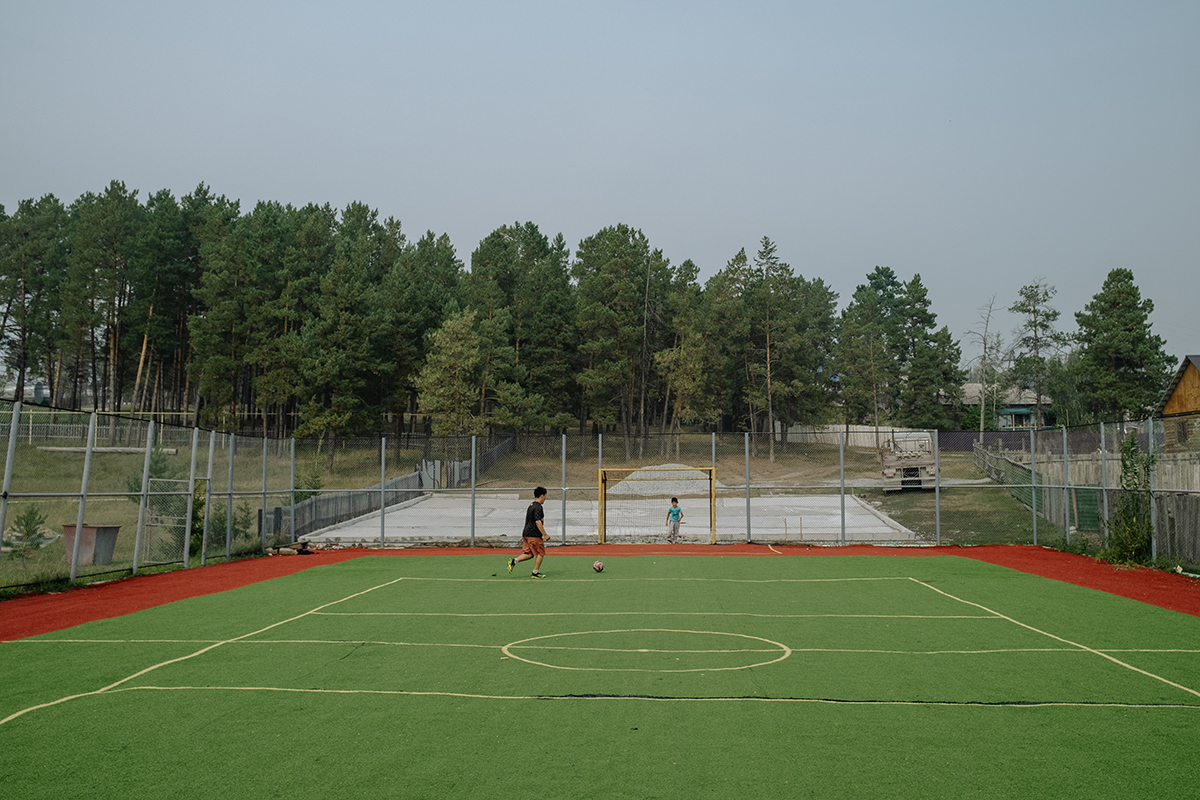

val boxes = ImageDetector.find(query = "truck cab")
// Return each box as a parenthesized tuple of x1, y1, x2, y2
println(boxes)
(879, 431, 937, 492)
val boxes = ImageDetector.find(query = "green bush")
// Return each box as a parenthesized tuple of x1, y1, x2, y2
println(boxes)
(201, 499, 256, 556)
(1052, 533, 1095, 557)
(1102, 433, 1155, 565)
(4, 505, 50, 575)
(124, 448, 186, 498)
(294, 464, 324, 503)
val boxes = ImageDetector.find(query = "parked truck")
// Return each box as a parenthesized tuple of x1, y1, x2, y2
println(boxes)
(879, 431, 937, 491)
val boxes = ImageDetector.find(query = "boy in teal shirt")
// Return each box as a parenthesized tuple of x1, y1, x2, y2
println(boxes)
(665, 497, 683, 543)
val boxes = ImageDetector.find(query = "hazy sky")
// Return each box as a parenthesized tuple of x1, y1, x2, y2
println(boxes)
(3, 1, 1196, 365)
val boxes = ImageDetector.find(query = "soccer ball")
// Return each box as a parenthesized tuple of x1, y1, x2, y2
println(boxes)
(593, 560, 604, 572)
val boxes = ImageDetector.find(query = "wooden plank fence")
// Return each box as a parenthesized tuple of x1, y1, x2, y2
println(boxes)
(974, 442, 1200, 564)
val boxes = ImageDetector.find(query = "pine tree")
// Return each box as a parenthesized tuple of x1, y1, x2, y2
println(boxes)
(414, 309, 484, 435)
(294, 203, 395, 454)
(514, 230, 576, 428)
(69, 181, 145, 415)
(0, 195, 69, 402)
(1073, 268, 1173, 420)
(573, 225, 658, 454)
(1009, 279, 1069, 428)
(893, 275, 966, 429)
(835, 292, 889, 443)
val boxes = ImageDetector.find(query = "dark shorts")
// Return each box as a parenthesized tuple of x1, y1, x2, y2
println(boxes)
(521, 536, 546, 557)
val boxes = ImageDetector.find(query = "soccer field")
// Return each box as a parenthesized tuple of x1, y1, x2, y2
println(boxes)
(2, 554, 1199, 798)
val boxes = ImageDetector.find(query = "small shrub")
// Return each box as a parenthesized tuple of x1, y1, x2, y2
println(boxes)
(203, 500, 256, 555)
(1102, 433, 1155, 565)
(1052, 534, 1094, 557)
(294, 464, 324, 504)
(124, 448, 186, 499)
(5, 505, 50, 574)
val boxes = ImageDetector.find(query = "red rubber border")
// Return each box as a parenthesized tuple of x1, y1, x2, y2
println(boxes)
(2, 544, 1198, 641)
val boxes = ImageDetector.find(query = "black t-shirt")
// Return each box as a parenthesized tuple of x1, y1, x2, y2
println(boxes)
(522, 501, 545, 538)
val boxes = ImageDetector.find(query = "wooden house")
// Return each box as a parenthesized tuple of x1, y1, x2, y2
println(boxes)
(1156, 355, 1200, 453)
(961, 383, 1045, 430)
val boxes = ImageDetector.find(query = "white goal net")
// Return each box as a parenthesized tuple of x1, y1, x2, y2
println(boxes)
(598, 465, 716, 544)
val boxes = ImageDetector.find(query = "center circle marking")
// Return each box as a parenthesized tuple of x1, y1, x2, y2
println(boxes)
(501, 629, 791, 672)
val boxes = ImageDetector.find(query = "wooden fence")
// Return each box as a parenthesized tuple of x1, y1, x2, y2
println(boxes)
(973, 442, 1200, 565)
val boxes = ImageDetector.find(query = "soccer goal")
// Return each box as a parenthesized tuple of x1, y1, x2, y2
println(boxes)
(598, 466, 716, 544)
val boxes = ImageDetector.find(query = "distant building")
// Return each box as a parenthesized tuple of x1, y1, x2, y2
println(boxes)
(961, 383, 1045, 430)
(1155, 355, 1200, 454)
(0, 378, 52, 406)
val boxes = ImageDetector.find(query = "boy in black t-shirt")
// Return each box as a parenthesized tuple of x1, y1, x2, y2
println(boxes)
(507, 486, 549, 578)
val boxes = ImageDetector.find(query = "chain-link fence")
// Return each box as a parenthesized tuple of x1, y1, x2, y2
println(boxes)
(3, 399, 1198, 591)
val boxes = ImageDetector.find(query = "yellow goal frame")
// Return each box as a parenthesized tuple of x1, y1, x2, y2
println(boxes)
(597, 466, 716, 544)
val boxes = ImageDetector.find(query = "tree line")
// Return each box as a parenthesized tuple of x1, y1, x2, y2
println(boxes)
(0, 181, 1174, 450)
(969, 273, 1174, 431)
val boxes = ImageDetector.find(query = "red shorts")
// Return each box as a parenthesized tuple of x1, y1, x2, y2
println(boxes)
(521, 537, 546, 557)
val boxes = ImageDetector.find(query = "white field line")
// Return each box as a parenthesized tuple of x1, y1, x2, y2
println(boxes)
(908, 578, 1200, 701)
(9, 574, 1198, 722)
(404, 576, 912, 584)
(0, 576, 410, 727)
(18, 639, 1188, 656)
(511, 646, 778, 653)
(311, 611, 995, 619)
(99, 684, 1200, 710)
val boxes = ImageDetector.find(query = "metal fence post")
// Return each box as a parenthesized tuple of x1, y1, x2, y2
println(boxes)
(261, 436, 268, 548)
(745, 432, 751, 543)
(711, 432, 716, 475)
(1062, 425, 1070, 543)
(1100, 422, 1109, 546)
(468, 435, 476, 547)
(226, 433, 235, 560)
(290, 438, 297, 541)
(184, 427, 200, 567)
(839, 431, 846, 545)
(933, 429, 941, 546)
(201, 430, 216, 565)
(560, 433, 566, 545)
(1030, 427, 1038, 546)
(0, 401, 23, 541)
(132, 419, 155, 574)
(1149, 419, 1158, 562)
(382, 437, 388, 549)
(70, 412, 98, 583)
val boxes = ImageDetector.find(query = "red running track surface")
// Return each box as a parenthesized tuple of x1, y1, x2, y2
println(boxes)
(2, 544, 1198, 641)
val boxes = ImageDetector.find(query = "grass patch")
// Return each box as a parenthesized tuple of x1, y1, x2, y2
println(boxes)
(873, 485, 1068, 545)
(3, 555, 1198, 799)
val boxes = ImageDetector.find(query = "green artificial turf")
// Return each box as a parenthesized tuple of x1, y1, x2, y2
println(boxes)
(2, 554, 1199, 799)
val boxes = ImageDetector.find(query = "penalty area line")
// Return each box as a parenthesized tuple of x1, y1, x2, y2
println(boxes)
(0, 575, 410, 727)
(908, 577, 1200, 701)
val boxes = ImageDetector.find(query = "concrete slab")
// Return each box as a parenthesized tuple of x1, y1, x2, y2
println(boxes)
(307, 492, 918, 547)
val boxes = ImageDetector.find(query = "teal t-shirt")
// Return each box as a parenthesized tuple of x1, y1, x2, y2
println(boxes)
(667, 505, 682, 522)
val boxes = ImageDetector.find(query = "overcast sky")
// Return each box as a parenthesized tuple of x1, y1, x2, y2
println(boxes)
(3, 1, 1196, 364)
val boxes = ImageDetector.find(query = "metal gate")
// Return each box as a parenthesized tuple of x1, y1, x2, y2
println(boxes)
(141, 478, 191, 566)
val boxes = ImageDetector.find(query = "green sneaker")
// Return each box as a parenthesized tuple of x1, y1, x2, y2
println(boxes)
(507, 558, 515, 574)
(531, 571, 545, 579)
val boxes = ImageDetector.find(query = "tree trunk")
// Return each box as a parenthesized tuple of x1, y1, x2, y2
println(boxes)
(132, 303, 154, 414)
(151, 357, 162, 424)
(766, 312, 775, 463)
(89, 299, 99, 411)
